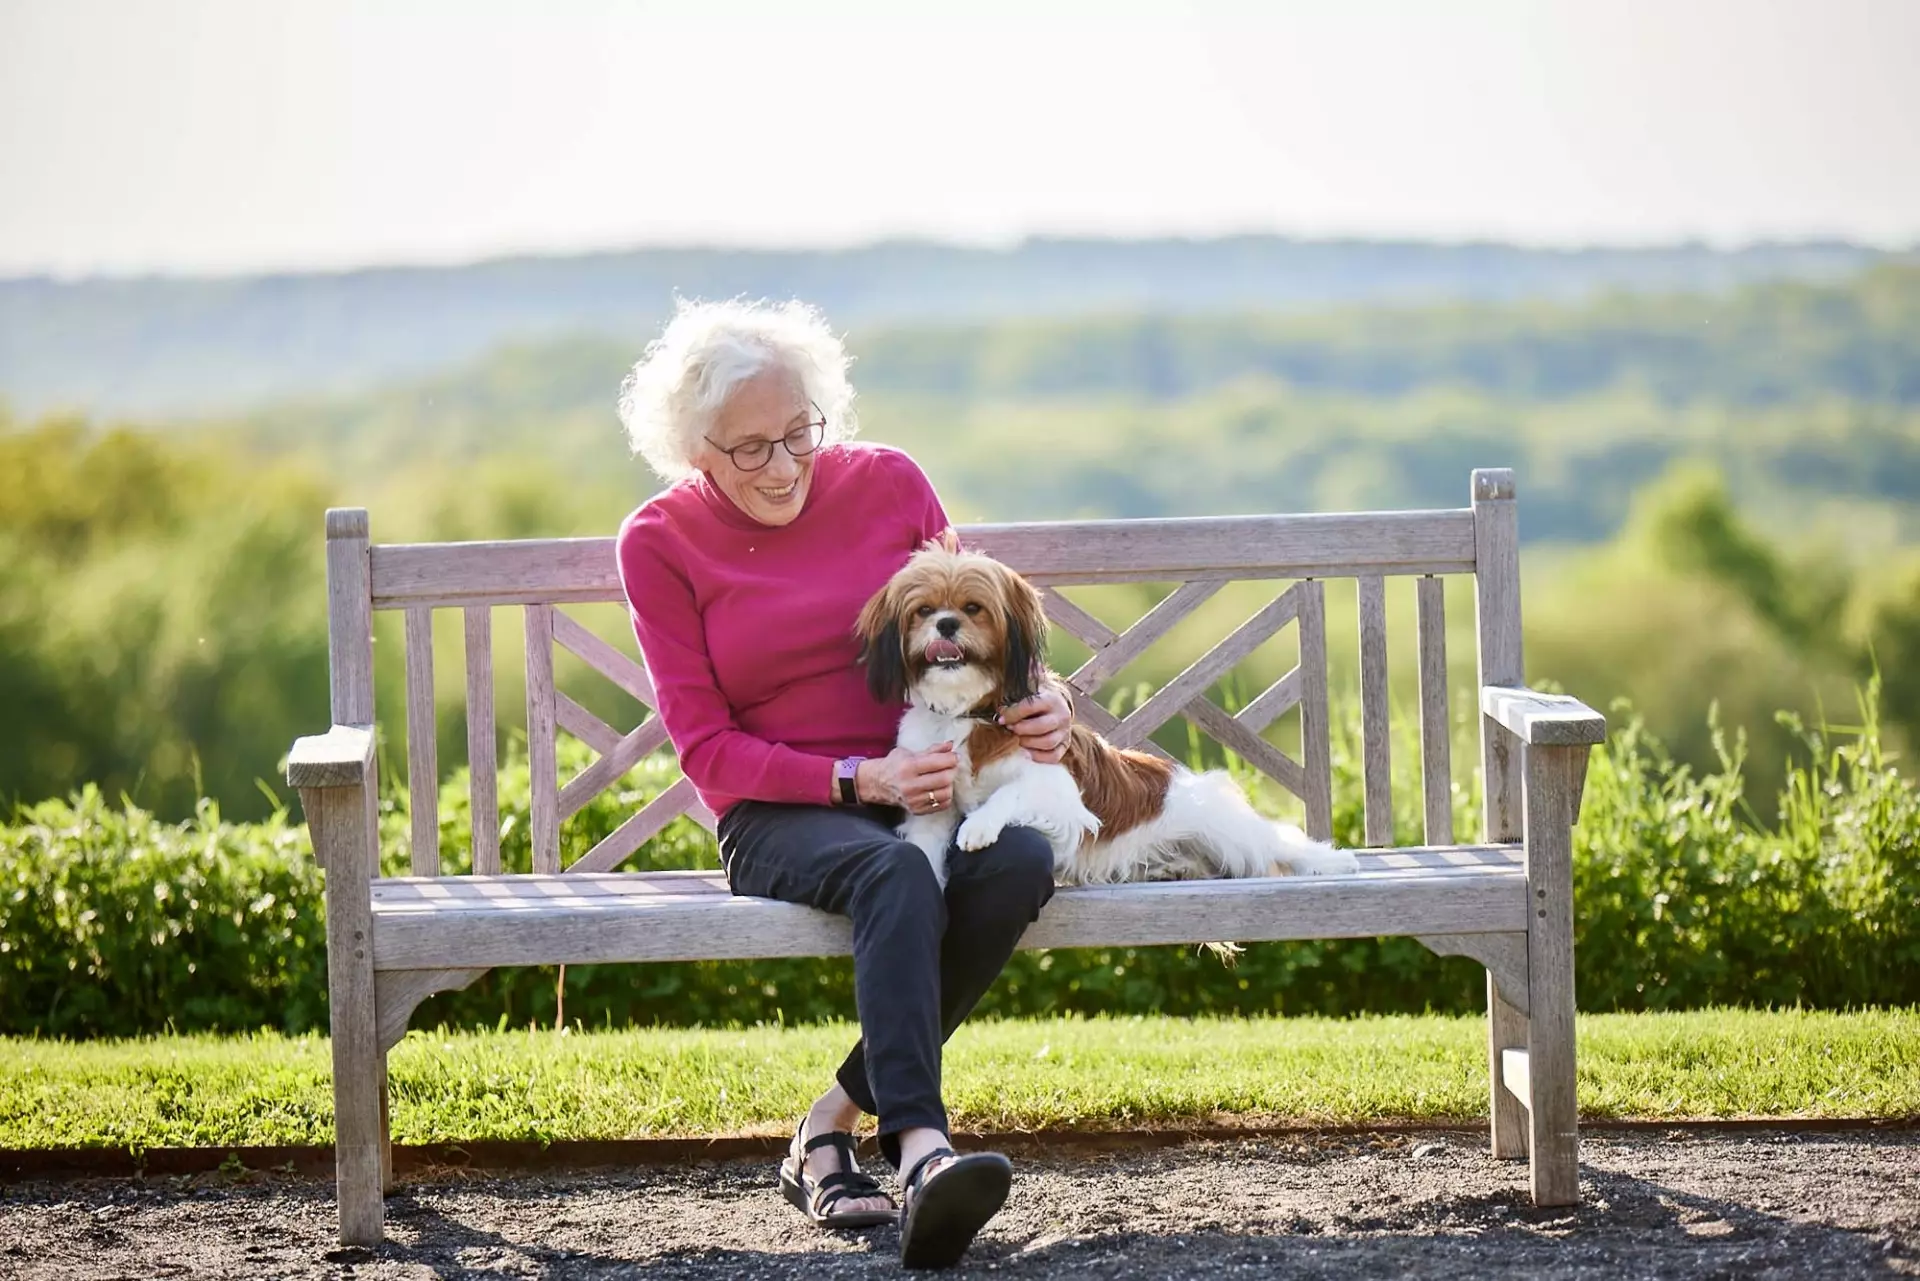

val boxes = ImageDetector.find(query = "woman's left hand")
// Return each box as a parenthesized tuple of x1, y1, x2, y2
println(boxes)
(1000, 685, 1073, 764)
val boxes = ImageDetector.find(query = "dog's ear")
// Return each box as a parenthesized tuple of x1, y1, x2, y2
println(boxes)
(855, 579, 909, 705)
(1000, 564, 1050, 706)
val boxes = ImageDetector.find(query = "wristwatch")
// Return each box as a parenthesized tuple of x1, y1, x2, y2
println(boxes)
(833, 756, 867, 806)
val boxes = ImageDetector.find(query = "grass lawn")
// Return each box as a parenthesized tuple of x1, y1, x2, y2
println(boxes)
(2, 1009, 1914, 1152)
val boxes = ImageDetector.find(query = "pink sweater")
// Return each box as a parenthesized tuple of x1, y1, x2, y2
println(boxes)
(616, 443, 950, 818)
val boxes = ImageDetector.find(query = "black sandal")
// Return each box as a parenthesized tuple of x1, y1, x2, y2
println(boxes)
(778, 1122, 898, 1229)
(898, 1147, 1012, 1270)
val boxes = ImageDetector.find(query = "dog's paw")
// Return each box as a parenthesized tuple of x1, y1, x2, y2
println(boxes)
(956, 813, 1006, 851)
(1288, 848, 1360, 877)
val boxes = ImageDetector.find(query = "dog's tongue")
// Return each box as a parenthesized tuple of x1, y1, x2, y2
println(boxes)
(925, 638, 965, 664)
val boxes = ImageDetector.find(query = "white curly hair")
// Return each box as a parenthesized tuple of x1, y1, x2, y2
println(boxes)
(617, 297, 859, 482)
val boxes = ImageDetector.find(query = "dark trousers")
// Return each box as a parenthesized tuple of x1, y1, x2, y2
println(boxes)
(716, 801, 1055, 1168)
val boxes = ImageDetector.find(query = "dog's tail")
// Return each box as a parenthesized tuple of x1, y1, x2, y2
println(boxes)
(1166, 770, 1358, 878)
(1266, 819, 1359, 877)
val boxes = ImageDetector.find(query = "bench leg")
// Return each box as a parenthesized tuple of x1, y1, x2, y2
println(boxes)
(1523, 745, 1580, 1206)
(1487, 973, 1529, 1159)
(333, 1020, 386, 1244)
(304, 780, 385, 1245)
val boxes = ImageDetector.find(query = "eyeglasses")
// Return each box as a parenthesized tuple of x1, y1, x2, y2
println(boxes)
(704, 404, 827, 473)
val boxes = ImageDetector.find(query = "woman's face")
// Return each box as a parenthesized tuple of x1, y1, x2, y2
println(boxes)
(694, 368, 818, 527)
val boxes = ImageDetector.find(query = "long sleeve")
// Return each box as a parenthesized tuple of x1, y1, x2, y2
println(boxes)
(618, 521, 834, 807)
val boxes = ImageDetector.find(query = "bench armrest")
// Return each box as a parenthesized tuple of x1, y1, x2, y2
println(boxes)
(287, 724, 376, 789)
(1480, 686, 1606, 746)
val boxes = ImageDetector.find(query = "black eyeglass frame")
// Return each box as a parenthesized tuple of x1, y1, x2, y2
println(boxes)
(703, 402, 828, 473)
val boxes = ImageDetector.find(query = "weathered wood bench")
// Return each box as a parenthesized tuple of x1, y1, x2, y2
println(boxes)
(287, 467, 1604, 1246)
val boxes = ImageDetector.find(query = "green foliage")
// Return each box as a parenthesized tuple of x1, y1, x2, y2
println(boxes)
(1572, 693, 1919, 1009)
(0, 788, 327, 1038)
(5, 690, 1916, 1040)
(1520, 465, 1920, 795)
(0, 415, 639, 822)
(7, 255, 1916, 1047)
(851, 263, 1920, 407)
(217, 264, 1920, 541)
(0, 419, 334, 820)
(5, 405, 1916, 829)
(1635, 464, 1851, 658)
(8, 265, 1920, 824)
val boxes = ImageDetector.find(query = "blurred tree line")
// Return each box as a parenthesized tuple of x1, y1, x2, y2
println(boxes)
(0, 418, 616, 820)
(220, 263, 1920, 541)
(850, 262, 1920, 405)
(3, 410, 1918, 824)
(3, 262, 1918, 819)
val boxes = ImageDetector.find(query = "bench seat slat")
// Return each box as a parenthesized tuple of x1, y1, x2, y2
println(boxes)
(368, 850, 1525, 970)
(367, 848, 1519, 903)
(371, 862, 1517, 914)
(367, 846, 1519, 906)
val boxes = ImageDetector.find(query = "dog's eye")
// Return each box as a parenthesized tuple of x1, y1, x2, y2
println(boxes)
(915, 605, 934, 619)
(963, 603, 983, 616)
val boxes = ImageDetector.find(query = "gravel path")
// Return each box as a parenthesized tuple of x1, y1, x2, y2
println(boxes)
(3, 1129, 1916, 1279)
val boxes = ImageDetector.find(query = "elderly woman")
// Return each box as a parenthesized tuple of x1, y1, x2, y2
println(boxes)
(614, 298, 1073, 1269)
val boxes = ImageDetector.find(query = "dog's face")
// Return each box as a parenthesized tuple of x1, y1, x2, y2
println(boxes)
(856, 541, 1049, 712)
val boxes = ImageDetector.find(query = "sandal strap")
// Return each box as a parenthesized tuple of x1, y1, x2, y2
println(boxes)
(802, 1130, 860, 1161)
(814, 1170, 884, 1197)
(791, 1126, 893, 1216)
(902, 1146, 958, 1197)
(813, 1169, 890, 1213)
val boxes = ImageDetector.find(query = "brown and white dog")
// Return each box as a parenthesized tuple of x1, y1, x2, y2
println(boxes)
(856, 540, 1357, 888)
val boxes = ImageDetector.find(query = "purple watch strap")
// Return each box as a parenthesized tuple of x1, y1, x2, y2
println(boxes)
(834, 756, 867, 805)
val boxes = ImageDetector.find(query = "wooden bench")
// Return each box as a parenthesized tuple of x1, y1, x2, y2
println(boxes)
(287, 467, 1604, 1245)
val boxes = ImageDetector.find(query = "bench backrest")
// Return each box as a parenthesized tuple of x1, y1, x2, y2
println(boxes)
(321, 468, 1524, 878)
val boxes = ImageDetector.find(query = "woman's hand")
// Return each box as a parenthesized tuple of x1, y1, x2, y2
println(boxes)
(999, 685, 1073, 764)
(857, 744, 959, 815)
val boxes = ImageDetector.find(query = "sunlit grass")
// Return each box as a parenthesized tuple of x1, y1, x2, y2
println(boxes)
(2, 1009, 1912, 1151)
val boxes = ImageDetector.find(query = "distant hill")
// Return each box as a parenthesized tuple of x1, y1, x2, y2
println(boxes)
(850, 265, 1920, 406)
(210, 264, 1920, 545)
(0, 236, 1896, 417)
(225, 263, 1920, 453)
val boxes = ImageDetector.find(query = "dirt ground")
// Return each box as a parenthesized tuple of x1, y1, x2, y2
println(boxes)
(2, 1128, 1915, 1280)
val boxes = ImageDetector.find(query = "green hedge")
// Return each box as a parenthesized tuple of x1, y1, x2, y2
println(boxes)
(0, 794, 329, 1036)
(4, 688, 1917, 1039)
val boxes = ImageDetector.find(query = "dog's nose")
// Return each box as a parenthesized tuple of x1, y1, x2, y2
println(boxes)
(936, 616, 961, 638)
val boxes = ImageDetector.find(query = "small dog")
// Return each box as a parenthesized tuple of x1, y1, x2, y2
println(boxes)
(856, 539, 1358, 888)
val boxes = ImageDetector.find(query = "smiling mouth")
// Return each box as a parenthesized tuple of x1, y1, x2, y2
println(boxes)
(757, 481, 798, 501)
(924, 638, 967, 668)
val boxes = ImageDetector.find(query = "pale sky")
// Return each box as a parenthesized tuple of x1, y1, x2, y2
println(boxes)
(2, 0, 1917, 278)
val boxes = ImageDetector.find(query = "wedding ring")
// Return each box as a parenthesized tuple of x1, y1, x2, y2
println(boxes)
(927, 792, 937, 809)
